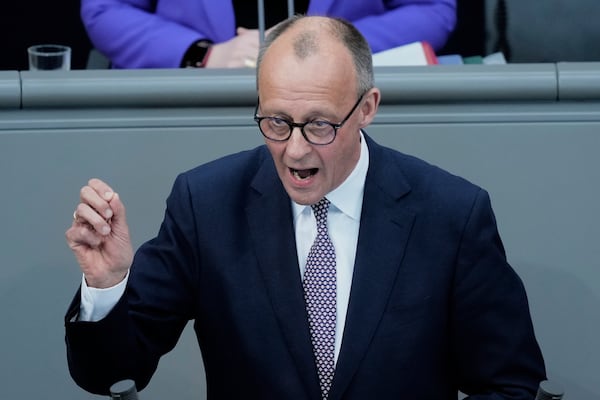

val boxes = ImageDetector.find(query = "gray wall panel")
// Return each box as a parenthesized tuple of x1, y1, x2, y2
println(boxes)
(1, 66, 599, 399)
(0, 125, 262, 400)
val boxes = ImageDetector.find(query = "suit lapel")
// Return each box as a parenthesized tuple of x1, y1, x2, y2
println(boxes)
(244, 138, 415, 398)
(329, 136, 416, 399)
(245, 154, 321, 399)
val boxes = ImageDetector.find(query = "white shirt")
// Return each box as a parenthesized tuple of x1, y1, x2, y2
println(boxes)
(292, 131, 368, 362)
(79, 132, 370, 364)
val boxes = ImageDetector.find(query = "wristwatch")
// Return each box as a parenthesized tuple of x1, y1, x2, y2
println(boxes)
(181, 40, 213, 68)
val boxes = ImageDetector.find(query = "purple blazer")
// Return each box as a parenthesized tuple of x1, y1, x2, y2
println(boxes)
(81, 0, 456, 68)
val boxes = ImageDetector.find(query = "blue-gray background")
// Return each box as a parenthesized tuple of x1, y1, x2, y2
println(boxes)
(0, 65, 599, 399)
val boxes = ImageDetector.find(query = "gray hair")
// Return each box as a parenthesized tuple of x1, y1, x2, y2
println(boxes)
(256, 15, 374, 97)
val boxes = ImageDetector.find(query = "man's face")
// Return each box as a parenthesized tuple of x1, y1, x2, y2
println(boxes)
(257, 32, 375, 205)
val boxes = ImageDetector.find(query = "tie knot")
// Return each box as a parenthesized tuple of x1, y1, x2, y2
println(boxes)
(311, 198, 330, 226)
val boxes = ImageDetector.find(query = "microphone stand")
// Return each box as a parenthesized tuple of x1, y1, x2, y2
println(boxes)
(110, 379, 139, 400)
(535, 380, 564, 400)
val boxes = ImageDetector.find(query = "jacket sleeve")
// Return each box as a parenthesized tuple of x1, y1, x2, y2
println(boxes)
(451, 189, 546, 399)
(349, 0, 457, 52)
(81, 0, 207, 68)
(65, 173, 199, 394)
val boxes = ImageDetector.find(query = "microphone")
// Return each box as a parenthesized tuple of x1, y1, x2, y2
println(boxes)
(110, 379, 139, 400)
(535, 380, 564, 400)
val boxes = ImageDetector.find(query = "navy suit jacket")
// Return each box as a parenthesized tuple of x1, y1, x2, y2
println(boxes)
(65, 134, 545, 399)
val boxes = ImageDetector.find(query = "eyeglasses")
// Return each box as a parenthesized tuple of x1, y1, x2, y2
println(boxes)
(254, 95, 364, 145)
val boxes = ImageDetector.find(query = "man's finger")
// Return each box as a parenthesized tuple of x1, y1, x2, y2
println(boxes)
(88, 178, 115, 202)
(74, 203, 111, 236)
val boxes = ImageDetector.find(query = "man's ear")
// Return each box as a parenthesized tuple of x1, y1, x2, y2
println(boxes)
(358, 88, 381, 128)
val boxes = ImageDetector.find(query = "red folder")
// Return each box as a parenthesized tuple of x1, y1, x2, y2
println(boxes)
(372, 41, 438, 66)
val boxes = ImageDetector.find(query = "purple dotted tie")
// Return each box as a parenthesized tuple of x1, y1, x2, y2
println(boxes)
(303, 198, 336, 399)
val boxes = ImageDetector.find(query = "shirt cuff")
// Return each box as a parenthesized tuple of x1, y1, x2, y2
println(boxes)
(79, 271, 129, 322)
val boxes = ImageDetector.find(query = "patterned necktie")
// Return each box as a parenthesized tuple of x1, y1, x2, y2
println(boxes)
(303, 198, 336, 399)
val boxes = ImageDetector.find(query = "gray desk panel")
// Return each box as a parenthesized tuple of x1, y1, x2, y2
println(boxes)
(0, 70, 21, 109)
(19, 69, 257, 109)
(1, 65, 599, 399)
(7, 63, 600, 110)
(14, 63, 596, 110)
(375, 64, 558, 103)
(557, 62, 600, 100)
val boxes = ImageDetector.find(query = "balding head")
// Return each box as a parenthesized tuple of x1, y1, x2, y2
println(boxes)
(256, 15, 374, 97)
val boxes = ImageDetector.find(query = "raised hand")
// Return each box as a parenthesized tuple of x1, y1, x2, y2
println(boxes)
(66, 178, 134, 288)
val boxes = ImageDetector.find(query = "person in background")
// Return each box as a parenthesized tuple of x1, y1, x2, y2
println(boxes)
(65, 15, 545, 399)
(81, 0, 456, 69)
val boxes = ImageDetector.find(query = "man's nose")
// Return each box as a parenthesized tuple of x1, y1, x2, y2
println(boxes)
(285, 127, 312, 158)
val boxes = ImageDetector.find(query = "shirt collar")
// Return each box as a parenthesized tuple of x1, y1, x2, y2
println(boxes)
(292, 130, 369, 220)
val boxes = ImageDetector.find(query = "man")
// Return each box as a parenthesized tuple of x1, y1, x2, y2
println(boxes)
(65, 15, 546, 399)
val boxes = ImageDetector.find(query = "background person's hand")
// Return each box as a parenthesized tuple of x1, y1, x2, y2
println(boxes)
(66, 178, 133, 288)
(206, 27, 263, 68)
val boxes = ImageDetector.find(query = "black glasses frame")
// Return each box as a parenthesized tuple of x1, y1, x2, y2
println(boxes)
(254, 94, 364, 145)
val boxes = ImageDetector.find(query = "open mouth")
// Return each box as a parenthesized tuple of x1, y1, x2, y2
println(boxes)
(291, 168, 318, 180)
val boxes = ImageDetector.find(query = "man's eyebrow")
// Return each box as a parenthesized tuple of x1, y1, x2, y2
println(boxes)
(260, 101, 340, 121)
(269, 111, 338, 122)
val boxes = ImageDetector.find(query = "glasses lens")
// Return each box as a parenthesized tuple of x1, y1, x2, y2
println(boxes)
(260, 118, 290, 140)
(304, 121, 335, 145)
